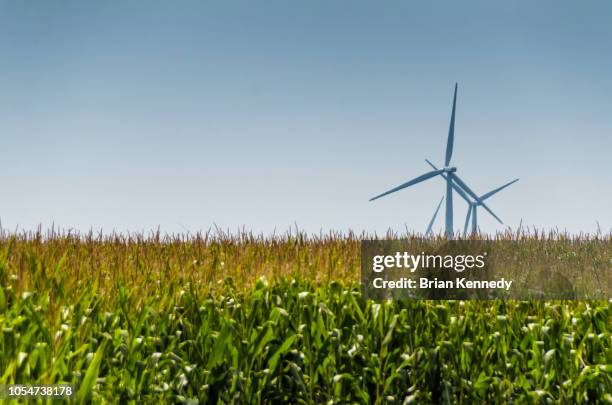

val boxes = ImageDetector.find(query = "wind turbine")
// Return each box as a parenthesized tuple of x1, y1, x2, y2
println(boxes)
(422, 179, 518, 237)
(462, 179, 519, 235)
(425, 159, 518, 235)
(370, 83, 503, 239)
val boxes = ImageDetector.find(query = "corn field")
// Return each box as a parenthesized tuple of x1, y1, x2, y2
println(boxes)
(0, 230, 610, 403)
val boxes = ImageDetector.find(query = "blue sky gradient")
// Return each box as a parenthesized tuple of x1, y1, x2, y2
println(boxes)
(1, 1, 611, 235)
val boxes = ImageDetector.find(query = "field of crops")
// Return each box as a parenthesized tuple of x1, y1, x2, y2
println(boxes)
(0, 230, 610, 403)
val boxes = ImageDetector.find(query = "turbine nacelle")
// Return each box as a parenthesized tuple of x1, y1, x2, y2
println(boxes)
(443, 167, 457, 173)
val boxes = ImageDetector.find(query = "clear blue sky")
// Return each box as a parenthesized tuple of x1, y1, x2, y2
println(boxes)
(1, 1, 611, 235)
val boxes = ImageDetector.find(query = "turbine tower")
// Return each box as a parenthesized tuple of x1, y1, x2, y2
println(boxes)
(369, 83, 515, 239)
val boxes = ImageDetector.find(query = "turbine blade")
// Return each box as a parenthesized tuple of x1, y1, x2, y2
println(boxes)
(451, 174, 504, 225)
(480, 178, 520, 201)
(449, 176, 470, 203)
(480, 202, 503, 225)
(450, 174, 479, 201)
(425, 158, 439, 170)
(444, 83, 458, 166)
(425, 158, 471, 203)
(426, 196, 444, 236)
(463, 205, 472, 236)
(369, 169, 444, 201)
